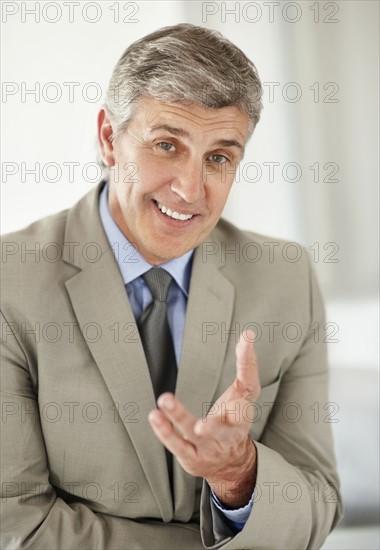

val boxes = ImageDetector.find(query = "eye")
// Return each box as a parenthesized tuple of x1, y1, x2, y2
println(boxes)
(157, 141, 176, 152)
(208, 154, 229, 164)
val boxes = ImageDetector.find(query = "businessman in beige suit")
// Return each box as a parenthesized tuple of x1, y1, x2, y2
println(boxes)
(1, 24, 343, 549)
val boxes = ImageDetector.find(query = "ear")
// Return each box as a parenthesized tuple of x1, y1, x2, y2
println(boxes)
(97, 108, 116, 167)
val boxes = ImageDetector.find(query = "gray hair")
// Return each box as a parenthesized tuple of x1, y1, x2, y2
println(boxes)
(99, 24, 262, 175)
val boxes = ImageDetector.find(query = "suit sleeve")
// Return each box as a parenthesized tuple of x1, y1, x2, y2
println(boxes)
(0, 310, 204, 550)
(199, 254, 344, 550)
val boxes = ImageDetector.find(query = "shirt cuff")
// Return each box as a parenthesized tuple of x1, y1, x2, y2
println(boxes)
(210, 488, 254, 531)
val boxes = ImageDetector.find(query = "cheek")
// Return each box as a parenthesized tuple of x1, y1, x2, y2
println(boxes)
(135, 163, 173, 196)
(207, 185, 232, 216)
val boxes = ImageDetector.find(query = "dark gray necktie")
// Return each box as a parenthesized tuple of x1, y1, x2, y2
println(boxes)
(138, 268, 177, 492)
(138, 268, 177, 400)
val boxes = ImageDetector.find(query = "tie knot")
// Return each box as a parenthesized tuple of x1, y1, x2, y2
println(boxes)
(142, 268, 173, 302)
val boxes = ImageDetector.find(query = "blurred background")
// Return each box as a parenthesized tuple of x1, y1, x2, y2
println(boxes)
(1, 1, 379, 547)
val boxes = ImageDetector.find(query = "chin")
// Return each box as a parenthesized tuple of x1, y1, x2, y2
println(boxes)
(160, 247, 190, 263)
(153, 249, 182, 263)
(145, 237, 189, 258)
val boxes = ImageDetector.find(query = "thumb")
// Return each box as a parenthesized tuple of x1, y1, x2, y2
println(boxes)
(235, 330, 261, 401)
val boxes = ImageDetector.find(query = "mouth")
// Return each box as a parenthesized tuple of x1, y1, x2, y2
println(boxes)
(153, 200, 195, 221)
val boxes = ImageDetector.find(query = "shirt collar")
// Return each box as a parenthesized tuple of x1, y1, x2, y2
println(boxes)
(99, 181, 193, 296)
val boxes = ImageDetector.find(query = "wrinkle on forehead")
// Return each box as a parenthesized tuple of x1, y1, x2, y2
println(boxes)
(137, 97, 250, 142)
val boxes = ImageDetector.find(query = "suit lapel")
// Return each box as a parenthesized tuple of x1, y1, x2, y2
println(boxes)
(173, 241, 235, 520)
(63, 182, 173, 521)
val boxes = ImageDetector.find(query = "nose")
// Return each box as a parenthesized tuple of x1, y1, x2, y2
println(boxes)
(170, 158, 206, 204)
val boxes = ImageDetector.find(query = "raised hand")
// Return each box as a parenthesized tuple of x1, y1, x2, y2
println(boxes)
(148, 330, 260, 507)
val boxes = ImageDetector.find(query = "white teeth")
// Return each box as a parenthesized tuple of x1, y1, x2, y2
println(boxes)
(155, 201, 193, 221)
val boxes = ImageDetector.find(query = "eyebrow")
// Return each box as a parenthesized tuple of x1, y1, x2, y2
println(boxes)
(216, 139, 245, 154)
(150, 124, 190, 138)
(149, 124, 245, 154)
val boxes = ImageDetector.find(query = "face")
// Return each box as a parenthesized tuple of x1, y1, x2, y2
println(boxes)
(98, 96, 250, 265)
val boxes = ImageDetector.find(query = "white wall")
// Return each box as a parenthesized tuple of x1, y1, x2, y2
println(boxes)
(2, 1, 186, 227)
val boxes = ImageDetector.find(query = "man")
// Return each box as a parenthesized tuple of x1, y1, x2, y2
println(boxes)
(1, 24, 342, 549)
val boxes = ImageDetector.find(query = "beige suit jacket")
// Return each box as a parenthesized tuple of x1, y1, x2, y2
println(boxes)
(1, 181, 343, 549)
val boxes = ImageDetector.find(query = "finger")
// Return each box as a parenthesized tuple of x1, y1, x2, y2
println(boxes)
(156, 393, 199, 444)
(148, 409, 196, 460)
(194, 397, 252, 437)
(234, 330, 261, 400)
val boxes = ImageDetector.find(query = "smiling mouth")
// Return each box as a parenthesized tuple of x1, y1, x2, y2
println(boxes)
(154, 200, 194, 221)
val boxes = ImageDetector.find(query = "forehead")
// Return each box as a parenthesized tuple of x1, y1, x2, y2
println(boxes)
(131, 96, 250, 144)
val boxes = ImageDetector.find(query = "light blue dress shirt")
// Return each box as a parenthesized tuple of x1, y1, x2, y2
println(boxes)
(99, 182, 253, 533)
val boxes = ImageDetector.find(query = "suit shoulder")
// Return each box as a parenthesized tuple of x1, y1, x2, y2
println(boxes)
(214, 217, 308, 251)
(210, 218, 313, 282)
(0, 209, 71, 304)
(1, 208, 68, 250)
